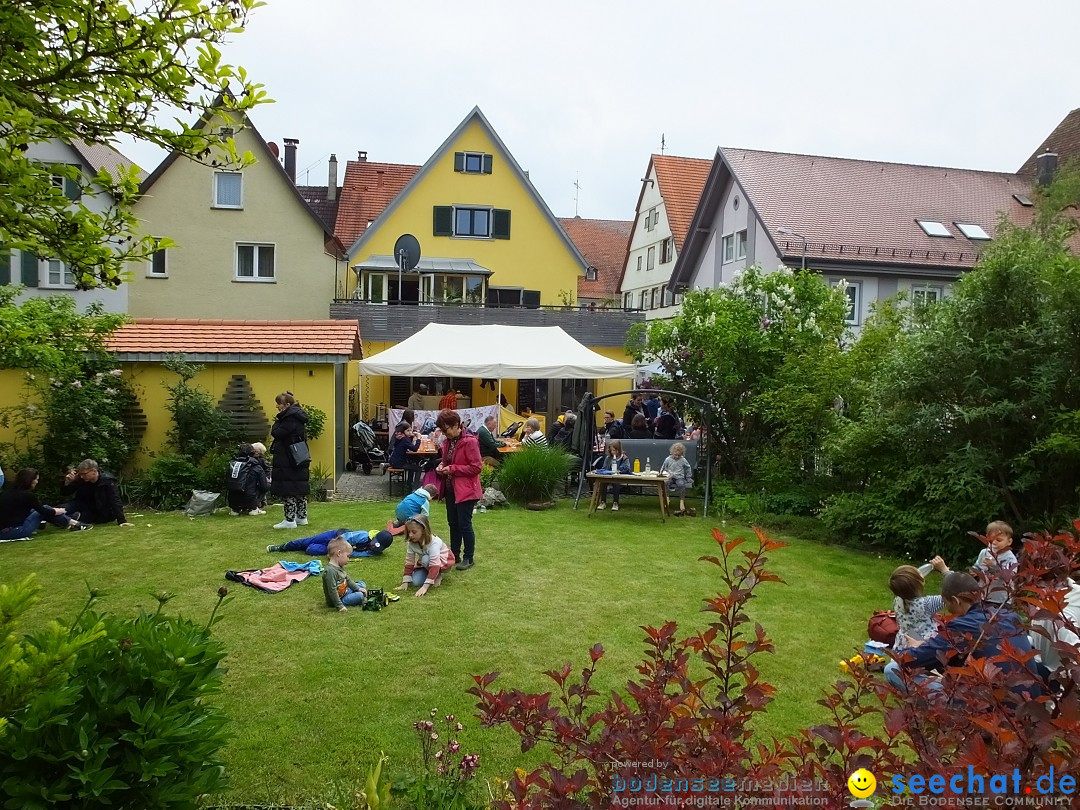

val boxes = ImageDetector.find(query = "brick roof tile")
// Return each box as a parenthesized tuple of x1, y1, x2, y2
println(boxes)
(334, 160, 420, 249)
(106, 320, 362, 358)
(652, 154, 713, 251)
(559, 217, 632, 301)
(1018, 108, 1080, 175)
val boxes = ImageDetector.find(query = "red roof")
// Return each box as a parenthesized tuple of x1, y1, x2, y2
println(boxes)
(107, 320, 362, 359)
(335, 160, 420, 250)
(1019, 108, 1080, 175)
(559, 217, 632, 301)
(652, 154, 713, 251)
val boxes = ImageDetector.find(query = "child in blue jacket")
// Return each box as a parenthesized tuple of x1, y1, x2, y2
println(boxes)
(267, 527, 394, 557)
(386, 484, 438, 535)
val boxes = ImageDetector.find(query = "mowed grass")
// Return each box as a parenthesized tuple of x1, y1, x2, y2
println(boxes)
(0, 493, 906, 804)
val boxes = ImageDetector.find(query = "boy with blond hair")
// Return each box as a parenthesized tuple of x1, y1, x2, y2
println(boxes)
(323, 537, 367, 613)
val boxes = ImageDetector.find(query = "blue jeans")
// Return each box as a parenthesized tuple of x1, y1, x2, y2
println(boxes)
(0, 508, 72, 542)
(884, 660, 944, 698)
(341, 581, 368, 606)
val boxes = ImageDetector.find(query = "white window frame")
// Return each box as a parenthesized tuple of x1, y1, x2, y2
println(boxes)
(647, 246, 655, 270)
(722, 234, 735, 263)
(955, 222, 991, 240)
(367, 272, 388, 303)
(623, 291, 632, 309)
(663, 287, 674, 307)
(42, 258, 74, 288)
(462, 152, 486, 174)
(916, 219, 952, 238)
(452, 206, 493, 238)
(214, 171, 243, 209)
(661, 237, 674, 264)
(644, 210, 653, 232)
(911, 284, 944, 306)
(830, 279, 861, 325)
(234, 242, 276, 282)
(652, 210, 660, 228)
(636, 255, 642, 272)
(735, 230, 748, 260)
(585, 267, 598, 281)
(146, 245, 168, 278)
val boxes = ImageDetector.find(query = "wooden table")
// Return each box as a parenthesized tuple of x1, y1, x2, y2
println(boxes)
(498, 440, 522, 454)
(586, 472, 670, 521)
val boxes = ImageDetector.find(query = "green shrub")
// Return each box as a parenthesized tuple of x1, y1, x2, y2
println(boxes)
(198, 447, 233, 495)
(303, 404, 326, 441)
(479, 463, 497, 491)
(495, 446, 573, 504)
(138, 452, 201, 511)
(0, 577, 231, 809)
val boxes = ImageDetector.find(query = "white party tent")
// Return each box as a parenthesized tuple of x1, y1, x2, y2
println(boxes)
(357, 323, 635, 379)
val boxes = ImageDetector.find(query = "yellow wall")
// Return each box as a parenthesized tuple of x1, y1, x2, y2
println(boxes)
(0, 370, 44, 451)
(130, 116, 341, 319)
(350, 118, 583, 304)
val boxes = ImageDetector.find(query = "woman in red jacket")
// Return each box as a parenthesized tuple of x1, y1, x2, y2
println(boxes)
(435, 409, 482, 570)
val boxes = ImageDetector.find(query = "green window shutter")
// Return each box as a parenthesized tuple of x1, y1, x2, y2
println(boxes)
(20, 250, 39, 286)
(482, 154, 493, 174)
(64, 176, 82, 201)
(492, 209, 511, 240)
(433, 206, 453, 236)
(454, 152, 465, 173)
(0, 249, 10, 285)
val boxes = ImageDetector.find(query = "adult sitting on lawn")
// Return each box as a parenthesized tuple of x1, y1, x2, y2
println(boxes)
(61, 459, 132, 527)
(1, 467, 92, 541)
(477, 414, 506, 467)
(435, 408, 482, 571)
(521, 417, 548, 447)
(884, 571, 1046, 700)
(270, 391, 310, 529)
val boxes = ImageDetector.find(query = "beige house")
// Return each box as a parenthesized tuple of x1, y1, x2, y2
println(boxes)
(130, 110, 345, 319)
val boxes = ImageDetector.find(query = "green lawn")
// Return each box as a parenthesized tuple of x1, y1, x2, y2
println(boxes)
(0, 494, 907, 804)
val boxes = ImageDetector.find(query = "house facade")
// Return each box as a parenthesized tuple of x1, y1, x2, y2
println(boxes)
(1, 138, 139, 313)
(670, 147, 1042, 330)
(617, 154, 711, 320)
(329, 107, 641, 427)
(130, 112, 345, 320)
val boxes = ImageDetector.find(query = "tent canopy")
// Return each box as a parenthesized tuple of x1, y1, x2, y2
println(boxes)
(358, 323, 635, 379)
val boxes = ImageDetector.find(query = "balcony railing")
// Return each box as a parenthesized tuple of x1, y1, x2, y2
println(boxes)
(330, 299, 645, 348)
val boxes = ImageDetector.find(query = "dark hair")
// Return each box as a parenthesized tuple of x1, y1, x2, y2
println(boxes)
(402, 408, 416, 425)
(394, 420, 411, 435)
(632, 413, 648, 430)
(435, 408, 460, 430)
(14, 468, 38, 489)
(238, 443, 255, 457)
(275, 391, 296, 406)
(941, 571, 980, 602)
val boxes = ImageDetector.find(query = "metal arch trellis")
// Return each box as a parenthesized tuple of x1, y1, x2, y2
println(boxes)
(572, 389, 716, 517)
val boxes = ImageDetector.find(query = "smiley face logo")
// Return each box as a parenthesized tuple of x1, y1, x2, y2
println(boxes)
(847, 769, 877, 799)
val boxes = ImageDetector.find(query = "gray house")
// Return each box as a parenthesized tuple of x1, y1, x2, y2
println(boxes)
(668, 147, 1046, 329)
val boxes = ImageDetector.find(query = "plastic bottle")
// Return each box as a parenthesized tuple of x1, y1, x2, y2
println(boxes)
(611, 459, 618, 474)
(645, 458, 652, 473)
(633, 458, 641, 473)
(917, 562, 934, 577)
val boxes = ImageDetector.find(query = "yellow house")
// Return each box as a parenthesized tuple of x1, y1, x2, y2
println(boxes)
(329, 108, 643, 427)
(130, 109, 345, 320)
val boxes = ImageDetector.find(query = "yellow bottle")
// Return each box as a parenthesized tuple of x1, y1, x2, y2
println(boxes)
(633, 458, 641, 473)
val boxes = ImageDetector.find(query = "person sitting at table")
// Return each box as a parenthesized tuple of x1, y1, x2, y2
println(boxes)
(387, 420, 422, 488)
(477, 414, 506, 467)
(552, 413, 576, 451)
(522, 418, 548, 447)
(602, 410, 624, 440)
(499, 393, 514, 412)
(593, 439, 631, 511)
(439, 388, 458, 410)
(627, 413, 652, 439)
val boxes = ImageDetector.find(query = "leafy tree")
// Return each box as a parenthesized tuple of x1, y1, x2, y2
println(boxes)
(162, 354, 236, 462)
(0, 0, 268, 288)
(627, 267, 849, 485)
(823, 167, 1080, 557)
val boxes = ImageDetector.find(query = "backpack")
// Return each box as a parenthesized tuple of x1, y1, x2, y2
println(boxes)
(868, 610, 899, 646)
(226, 459, 249, 492)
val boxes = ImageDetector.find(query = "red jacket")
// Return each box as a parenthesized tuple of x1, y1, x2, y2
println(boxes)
(441, 432, 483, 502)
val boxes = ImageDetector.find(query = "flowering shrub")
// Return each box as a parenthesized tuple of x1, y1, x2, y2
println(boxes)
(394, 709, 483, 810)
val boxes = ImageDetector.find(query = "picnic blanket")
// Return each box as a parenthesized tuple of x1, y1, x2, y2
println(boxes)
(225, 560, 322, 593)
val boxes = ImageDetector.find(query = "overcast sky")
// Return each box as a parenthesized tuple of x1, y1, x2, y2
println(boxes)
(120, 0, 1080, 222)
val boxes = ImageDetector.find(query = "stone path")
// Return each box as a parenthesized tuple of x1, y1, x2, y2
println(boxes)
(333, 470, 393, 502)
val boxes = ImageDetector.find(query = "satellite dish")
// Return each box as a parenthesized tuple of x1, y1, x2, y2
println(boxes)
(394, 234, 421, 271)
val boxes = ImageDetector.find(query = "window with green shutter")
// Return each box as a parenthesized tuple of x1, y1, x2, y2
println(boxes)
(454, 151, 493, 174)
(20, 250, 39, 286)
(433, 206, 453, 236)
(491, 209, 511, 239)
(64, 176, 82, 201)
(0, 249, 10, 285)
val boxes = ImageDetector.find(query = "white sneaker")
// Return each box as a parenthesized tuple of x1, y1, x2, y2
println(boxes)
(611, 503, 620, 511)
(296, 518, 309, 526)
(596, 502, 605, 510)
(229, 510, 241, 516)
(273, 520, 297, 529)
(250, 508, 266, 516)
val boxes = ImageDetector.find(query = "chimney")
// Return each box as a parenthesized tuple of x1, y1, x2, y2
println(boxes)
(357, 150, 368, 162)
(376, 169, 384, 188)
(283, 137, 299, 182)
(1036, 150, 1059, 187)
(328, 154, 338, 202)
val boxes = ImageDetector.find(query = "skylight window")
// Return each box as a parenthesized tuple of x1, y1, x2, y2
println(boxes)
(955, 222, 991, 240)
(916, 219, 952, 238)
(1013, 193, 1033, 207)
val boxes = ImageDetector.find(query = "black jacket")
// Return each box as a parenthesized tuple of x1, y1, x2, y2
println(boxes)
(270, 404, 310, 497)
(622, 402, 644, 427)
(654, 411, 680, 440)
(0, 488, 58, 530)
(62, 472, 126, 525)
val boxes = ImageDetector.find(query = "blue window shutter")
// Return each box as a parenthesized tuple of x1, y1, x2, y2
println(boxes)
(433, 206, 453, 236)
(454, 152, 465, 173)
(482, 154, 493, 174)
(492, 209, 511, 240)
(0, 249, 10, 285)
(20, 251, 39, 286)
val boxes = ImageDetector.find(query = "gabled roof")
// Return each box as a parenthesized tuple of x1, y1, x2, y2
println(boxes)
(672, 147, 1040, 289)
(559, 217, 632, 301)
(346, 107, 589, 273)
(138, 99, 344, 259)
(107, 319, 362, 362)
(651, 154, 713, 251)
(334, 160, 419, 249)
(69, 138, 144, 182)
(1019, 107, 1080, 175)
(296, 184, 341, 233)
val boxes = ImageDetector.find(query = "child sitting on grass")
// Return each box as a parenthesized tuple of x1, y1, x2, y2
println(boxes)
(660, 442, 695, 516)
(889, 557, 948, 650)
(323, 537, 367, 613)
(386, 484, 438, 536)
(396, 514, 454, 598)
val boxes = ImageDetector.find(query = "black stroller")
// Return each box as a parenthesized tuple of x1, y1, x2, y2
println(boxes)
(346, 420, 388, 474)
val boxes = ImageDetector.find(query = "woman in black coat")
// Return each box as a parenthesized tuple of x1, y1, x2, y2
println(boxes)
(269, 391, 310, 529)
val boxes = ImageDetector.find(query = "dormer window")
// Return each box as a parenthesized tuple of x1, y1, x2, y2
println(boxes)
(916, 219, 952, 237)
(454, 152, 493, 174)
(585, 267, 598, 281)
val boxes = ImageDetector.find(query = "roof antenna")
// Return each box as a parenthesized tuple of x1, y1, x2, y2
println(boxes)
(573, 172, 581, 217)
(660, 133, 666, 155)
